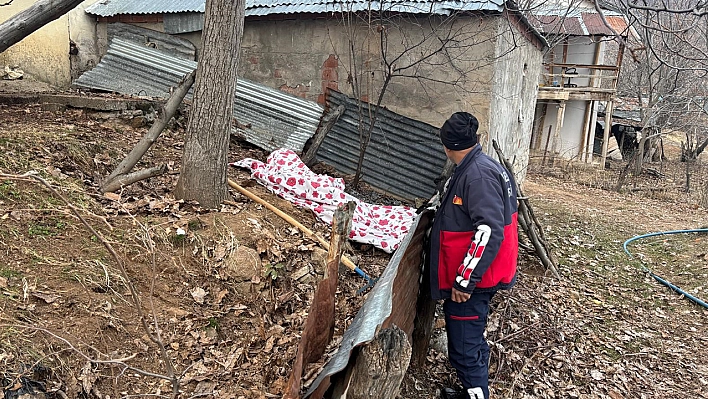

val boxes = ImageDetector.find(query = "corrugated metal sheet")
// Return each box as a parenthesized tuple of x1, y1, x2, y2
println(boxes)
(582, 13, 629, 36)
(316, 90, 447, 201)
(164, 12, 204, 34)
(73, 39, 323, 153)
(529, 14, 585, 36)
(108, 22, 196, 60)
(87, 0, 503, 17)
(86, 0, 205, 16)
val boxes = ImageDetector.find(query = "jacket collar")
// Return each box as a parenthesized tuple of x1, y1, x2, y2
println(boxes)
(455, 144, 482, 171)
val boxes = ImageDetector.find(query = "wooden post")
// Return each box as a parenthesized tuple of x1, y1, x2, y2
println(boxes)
(532, 103, 548, 151)
(302, 104, 345, 166)
(600, 100, 614, 169)
(579, 38, 603, 162)
(551, 101, 566, 165)
(578, 101, 593, 161)
(542, 124, 553, 166)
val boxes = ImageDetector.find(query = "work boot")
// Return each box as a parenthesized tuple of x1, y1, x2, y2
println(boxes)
(440, 387, 485, 399)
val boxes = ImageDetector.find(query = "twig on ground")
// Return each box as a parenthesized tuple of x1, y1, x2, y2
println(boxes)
(1, 324, 170, 381)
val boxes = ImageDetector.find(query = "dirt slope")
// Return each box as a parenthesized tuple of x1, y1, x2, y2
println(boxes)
(1, 102, 707, 399)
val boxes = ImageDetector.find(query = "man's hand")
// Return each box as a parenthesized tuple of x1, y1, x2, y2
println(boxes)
(451, 287, 471, 303)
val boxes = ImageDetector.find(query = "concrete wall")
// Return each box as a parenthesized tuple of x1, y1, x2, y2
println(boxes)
(239, 15, 500, 129)
(0, 0, 99, 87)
(488, 16, 543, 182)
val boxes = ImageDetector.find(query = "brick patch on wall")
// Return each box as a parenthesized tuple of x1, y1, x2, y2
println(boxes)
(319, 54, 339, 105)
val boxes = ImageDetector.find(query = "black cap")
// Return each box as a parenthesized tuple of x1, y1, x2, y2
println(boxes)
(440, 112, 479, 150)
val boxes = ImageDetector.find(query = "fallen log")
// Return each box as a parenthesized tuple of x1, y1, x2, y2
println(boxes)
(302, 104, 345, 166)
(100, 165, 167, 193)
(100, 71, 195, 193)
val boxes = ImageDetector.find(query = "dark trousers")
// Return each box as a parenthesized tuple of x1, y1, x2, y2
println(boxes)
(444, 291, 495, 399)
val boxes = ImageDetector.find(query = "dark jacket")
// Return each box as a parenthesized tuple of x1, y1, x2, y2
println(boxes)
(429, 145, 518, 300)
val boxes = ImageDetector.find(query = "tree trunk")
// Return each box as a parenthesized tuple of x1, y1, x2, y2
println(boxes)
(696, 137, 708, 157)
(0, 0, 84, 53)
(345, 326, 412, 399)
(173, 0, 244, 208)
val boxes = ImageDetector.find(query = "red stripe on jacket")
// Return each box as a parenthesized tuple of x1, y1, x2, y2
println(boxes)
(438, 212, 518, 290)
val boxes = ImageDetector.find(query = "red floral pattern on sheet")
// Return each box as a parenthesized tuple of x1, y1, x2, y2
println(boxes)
(230, 149, 416, 253)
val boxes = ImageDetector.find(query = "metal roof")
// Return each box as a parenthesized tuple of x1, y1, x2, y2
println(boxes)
(73, 38, 323, 153)
(86, 0, 205, 16)
(247, 0, 504, 16)
(86, 0, 504, 17)
(528, 7, 630, 37)
(315, 90, 447, 201)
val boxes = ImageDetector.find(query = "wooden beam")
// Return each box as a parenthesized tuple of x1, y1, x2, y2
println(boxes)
(545, 62, 620, 71)
(536, 90, 569, 101)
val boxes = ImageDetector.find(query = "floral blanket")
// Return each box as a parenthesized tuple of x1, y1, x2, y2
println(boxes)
(231, 149, 416, 253)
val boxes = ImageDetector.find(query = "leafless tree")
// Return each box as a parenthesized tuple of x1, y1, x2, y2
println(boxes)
(330, 4, 523, 187)
(593, 0, 708, 190)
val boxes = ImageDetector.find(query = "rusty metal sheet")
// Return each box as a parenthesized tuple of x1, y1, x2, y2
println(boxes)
(529, 11, 629, 37)
(528, 14, 585, 36)
(303, 211, 432, 398)
(582, 13, 629, 36)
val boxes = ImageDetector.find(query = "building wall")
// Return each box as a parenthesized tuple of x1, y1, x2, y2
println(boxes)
(535, 36, 602, 161)
(537, 100, 590, 159)
(0, 0, 99, 87)
(239, 15, 500, 129)
(69, 1, 102, 80)
(488, 15, 543, 182)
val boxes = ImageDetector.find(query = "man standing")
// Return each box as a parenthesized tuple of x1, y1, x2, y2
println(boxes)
(429, 112, 519, 399)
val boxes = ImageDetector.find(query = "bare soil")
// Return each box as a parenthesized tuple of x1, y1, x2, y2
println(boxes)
(1, 100, 707, 399)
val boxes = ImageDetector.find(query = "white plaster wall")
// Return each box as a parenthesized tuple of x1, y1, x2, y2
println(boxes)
(0, 0, 100, 87)
(536, 100, 587, 160)
(536, 36, 604, 161)
(68, 0, 102, 80)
